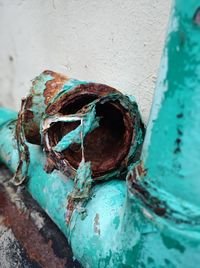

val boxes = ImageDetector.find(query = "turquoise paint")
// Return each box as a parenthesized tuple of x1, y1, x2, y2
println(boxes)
(54, 103, 99, 152)
(1, 89, 200, 268)
(0, 107, 17, 126)
(0, 0, 200, 266)
(137, 0, 200, 214)
(0, 117, 141, 267)
(30, 72, 54, 136)
(70, 160, 92, 199)
(126, 0, 200, 266)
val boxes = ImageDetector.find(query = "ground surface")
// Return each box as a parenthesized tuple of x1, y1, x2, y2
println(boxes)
(0, 164, 81, 268)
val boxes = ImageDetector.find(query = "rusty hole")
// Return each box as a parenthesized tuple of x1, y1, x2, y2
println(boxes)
(59, 94, 97, 114)
(47, 94, 133, 177)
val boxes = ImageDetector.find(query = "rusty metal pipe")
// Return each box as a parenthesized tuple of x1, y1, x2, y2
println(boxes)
(0, 72, 145, 267)
(1, 0, 200, 266)
(18, 71, 144, 183)
(0, 110, 141, 268)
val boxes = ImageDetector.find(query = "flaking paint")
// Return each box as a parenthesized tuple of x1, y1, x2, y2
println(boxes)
(0, 0, 200, 267)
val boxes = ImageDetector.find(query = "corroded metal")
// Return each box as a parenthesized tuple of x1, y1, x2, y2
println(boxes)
(23, 70, 68, 145)
(1, 0, 200, 267)
(0, 165, 80, 268)
(13, 71, 145, 218)
(16, 71, 144, 184)
(12, 71, 145, 222)
(0, 121, 136, 267)
(43, 91, 143, 180)
(0, 78, 144, 267)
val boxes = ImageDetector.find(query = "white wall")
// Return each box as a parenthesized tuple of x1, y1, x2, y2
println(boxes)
(0, 0, 171, 122)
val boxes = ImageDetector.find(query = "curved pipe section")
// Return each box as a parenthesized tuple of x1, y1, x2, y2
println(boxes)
(0, 115, 140, 267)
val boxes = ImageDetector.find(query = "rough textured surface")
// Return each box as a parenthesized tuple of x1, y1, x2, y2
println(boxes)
(139, 0, 200, 210)
(0, 165, 81, 268)
(0, 118, 133, 267)
(127, 0, 200, 267)
(0, 0, 171, 122)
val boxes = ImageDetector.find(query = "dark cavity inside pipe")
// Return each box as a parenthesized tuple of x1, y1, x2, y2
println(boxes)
(47, 93, 133, 177)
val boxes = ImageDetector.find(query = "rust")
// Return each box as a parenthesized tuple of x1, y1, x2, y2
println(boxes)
(45, 83, 119, 115)
(0, 184, 67, 268)
(23, 95, 41, 145)
(44, 157, 56, 173)
(43, 70, 69, 105)
(44, 84, 134, 179)
(66, 197, 75, 224)
(136, 161, 147, 177)
(127, 162, 196, 223)
(127, 166, 167, 218)
(22, 71, 68, 145)
(14, 71, 143, 185)
(13, 98, 30, 185)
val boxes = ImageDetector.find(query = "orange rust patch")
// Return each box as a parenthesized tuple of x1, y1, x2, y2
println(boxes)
(0, 184, 67, 268)
(23, 95, 41, 144)
(66, 197, 75, 224)
(46, 82, 119, 115)
(136, 161, 147, 177)
(43, 70, 69, 105)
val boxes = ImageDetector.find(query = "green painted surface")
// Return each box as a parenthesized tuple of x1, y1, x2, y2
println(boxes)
(0, 0, 200, 267)
(139, 0, 200, 216)
(127, 0, 200, 267)
(54, 103, 99, 152)
(0, 118, 140, 267)
(0, 108, 17, 126)
(30, 72, 54, 137)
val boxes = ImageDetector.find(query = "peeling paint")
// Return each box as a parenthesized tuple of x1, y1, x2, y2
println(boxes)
(13, 71, 144, 186)
(1, 1, 200, 266)
(94, 213, 100, 236)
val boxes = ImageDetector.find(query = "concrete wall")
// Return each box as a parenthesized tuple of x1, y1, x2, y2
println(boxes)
(0, 0, 171, 122)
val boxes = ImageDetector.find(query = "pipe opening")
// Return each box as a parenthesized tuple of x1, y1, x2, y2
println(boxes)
(47, 94, 133, 177)
(59, 94, 98, 114)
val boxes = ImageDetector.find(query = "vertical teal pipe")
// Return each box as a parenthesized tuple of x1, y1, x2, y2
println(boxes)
(126, 0, 200, 267)
(141, 0, 200, 211)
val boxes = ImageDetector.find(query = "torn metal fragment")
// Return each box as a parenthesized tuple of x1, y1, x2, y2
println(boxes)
(14, 71, 145, 188)
(42, 82, 145, 181)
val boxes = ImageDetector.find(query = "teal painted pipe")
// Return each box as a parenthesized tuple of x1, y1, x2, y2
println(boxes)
(1, 0, 200, 267)
(130, 0, 200, 220)
(17, 70, 144, 183)
(127, 0, 200, 267)
(0, 114, 139, 267)
(139, 0, 200, 208)
(0, 73, 145, 266)
(0, 108, 17, 126)
(1, 113, 200, 267)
